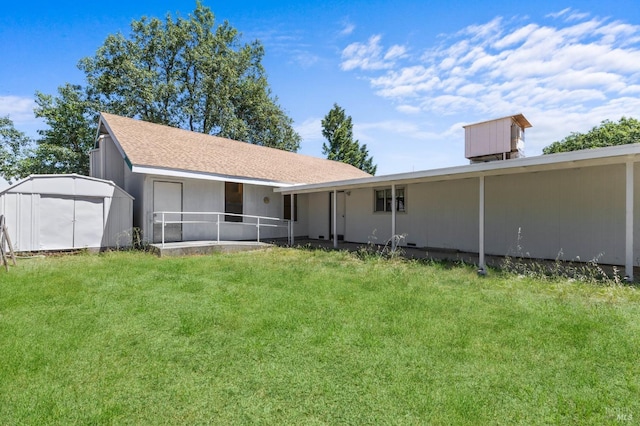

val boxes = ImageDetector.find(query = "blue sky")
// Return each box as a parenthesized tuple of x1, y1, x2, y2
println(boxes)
(2, 0, 640, 177)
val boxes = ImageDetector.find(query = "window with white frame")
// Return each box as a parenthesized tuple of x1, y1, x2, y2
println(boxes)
(374, 187, 405, 212)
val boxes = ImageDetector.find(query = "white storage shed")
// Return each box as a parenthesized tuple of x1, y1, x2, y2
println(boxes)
(0, 174, 134, 252)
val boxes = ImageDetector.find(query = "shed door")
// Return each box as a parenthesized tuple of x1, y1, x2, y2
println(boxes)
(38, 196, 104, 250)
(74, 197, 104, 248)
(153, 181, 182, 243)
(39, 196, 74, 250)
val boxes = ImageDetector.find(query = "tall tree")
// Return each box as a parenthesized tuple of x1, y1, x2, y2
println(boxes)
(543, 117, 640, 154)
(78, 2, 300, 151)
(321, 103, 376, 175)
(0, 85, 100, 182)
(0, 116, 32, 184)
(31, 84, 103, 176)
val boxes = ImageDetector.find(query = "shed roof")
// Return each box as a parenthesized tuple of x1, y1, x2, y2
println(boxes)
(463, 113, 532, 129)
(98, 113, 371, 185)
(0, 174, 134, 199)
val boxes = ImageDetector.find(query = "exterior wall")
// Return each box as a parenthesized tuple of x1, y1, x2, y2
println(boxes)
(346, 188, 393, 244)
(307, 192, 330, 239)
(281, 192, 308, 239)
(634, 163, 640, 267)
(341, 180, 478, 250)
(103, 195, 134, 248)
(398, 179, 478, 251)
(0, 192, 38, 251)
(301, 162, 638, 268)
(485, 164, 626, 264)
(90, 136, 126, 188)
(141, 175, 298, 243)
(124, 167, 145, 230)
(465, 117, 511, 158)
(0, 175, 133, 251)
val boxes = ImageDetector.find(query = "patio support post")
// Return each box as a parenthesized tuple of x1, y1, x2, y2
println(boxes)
(626, 160, 634, 282)
(391, 184, 396, 252)
(291, 193, 295, 246)
(161, 212, 165, 248)
(333, 189, 338, 249)
(478, 176, 486, 274)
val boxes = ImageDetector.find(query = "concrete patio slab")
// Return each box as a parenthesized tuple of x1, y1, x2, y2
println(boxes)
(150, 240, 273, 257)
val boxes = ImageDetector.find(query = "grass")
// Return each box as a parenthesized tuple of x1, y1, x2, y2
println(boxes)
(0, 248, 638, 424)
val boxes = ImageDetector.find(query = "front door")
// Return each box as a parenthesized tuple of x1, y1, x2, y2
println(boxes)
(153, 181, 182, 243)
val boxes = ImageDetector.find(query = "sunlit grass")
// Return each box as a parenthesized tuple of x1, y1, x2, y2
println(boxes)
(0, 249, 638, 424)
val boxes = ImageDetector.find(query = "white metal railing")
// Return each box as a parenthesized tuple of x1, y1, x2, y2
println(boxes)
(152, 211, 292, 248)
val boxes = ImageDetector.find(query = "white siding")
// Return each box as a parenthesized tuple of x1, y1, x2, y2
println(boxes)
(399, 179, 478, 251)
(307, 192, 330, 240)
(142, 176, 294, 242)
(298, 162, 638, 268)
(465, 117, 512, 158)
(346, 188, 392, 244)
(337, 180, 478, 250)
(635, 163, 640, 267)
(92, 135, 126, 188)
(485, 164, 626, 264)
(0, 175, 133, 251)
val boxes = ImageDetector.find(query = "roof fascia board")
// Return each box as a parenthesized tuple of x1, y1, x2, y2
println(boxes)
(463, 113, 531, 129)
(131, 165, 295, 188)
(276, 144, 640, 194)
(97, 114, 128, 163)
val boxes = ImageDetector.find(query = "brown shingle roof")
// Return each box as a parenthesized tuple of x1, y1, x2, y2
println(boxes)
(99, 113, 371, 185)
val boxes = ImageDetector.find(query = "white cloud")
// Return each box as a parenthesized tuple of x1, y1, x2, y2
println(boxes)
(0, 96, 36, 124)
(546, 8, 571, 19)
(340, 22, 356, 36)
(396, 105, 421, 114)
(340, 12, 640, 154)
(546, 8, 589, 22)
(341, 35, 408, 71)
(384, 45, 407, 60)
(493, 24, 538, 49)
(295, 117, 322, 141)
(292, 51, 320, 68)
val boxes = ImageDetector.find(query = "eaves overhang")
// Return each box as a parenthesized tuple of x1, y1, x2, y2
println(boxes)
(276, 144, 640, 195)
(131, 165, 297, 188)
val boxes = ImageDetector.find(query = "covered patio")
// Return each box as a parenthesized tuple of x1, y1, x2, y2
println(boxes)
(278, 143, 640, 281)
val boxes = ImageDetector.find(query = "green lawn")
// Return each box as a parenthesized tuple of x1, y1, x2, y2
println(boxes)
(0, 248, 638, 424)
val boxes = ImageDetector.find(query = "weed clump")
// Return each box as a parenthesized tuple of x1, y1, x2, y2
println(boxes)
(500, 228, 625, 285)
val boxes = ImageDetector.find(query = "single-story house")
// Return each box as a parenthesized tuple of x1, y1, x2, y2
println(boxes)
(0, 174, 133, 251)
(90, 112, 370, 244)
(89, 112, 640, 281)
